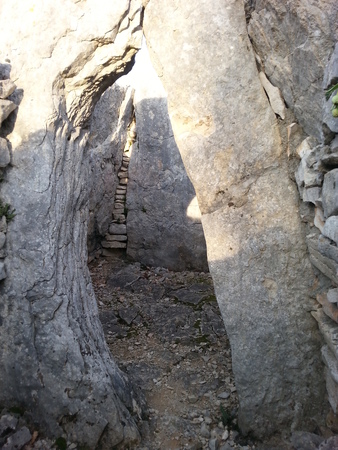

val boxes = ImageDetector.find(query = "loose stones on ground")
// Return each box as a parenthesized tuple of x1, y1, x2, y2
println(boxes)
(90, 256, 254, 450)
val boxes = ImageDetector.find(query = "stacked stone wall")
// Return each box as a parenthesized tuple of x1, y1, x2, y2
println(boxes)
(0, 70, 17, 282)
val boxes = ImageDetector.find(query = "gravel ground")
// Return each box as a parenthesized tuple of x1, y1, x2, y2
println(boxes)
(90, 255, 257, 450)
(1, 254, 334, 450)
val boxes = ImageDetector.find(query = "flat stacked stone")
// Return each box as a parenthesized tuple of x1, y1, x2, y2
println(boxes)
(295, 133, 338, 420)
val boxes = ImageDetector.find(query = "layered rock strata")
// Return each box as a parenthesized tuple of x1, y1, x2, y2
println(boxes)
(0, 1, 144, 448)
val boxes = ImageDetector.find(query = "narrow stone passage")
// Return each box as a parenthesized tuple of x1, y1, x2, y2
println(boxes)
(89, 256, 254, 450)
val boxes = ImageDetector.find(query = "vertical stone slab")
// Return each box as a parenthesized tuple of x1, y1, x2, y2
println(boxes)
(0, 1, 144, 447)
(144, 0, 326, 438)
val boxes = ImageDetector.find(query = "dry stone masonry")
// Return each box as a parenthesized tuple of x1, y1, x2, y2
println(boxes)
(87, 83, 134, 257)
(101, 121, 135, 253)
(0, 70, 17, 282)
(294, 135, 338, 415)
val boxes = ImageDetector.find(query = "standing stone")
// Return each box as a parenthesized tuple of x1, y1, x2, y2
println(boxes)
(144, 0, 326, 438)
(0, 1, 143, 448)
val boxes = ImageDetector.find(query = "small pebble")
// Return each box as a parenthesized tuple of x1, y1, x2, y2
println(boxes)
(200, 422, 211, 439)
(217, 392, 230, 399)
(222, 429, 229, 441)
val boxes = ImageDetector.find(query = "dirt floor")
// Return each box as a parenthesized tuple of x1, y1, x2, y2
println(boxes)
(2, 253, 334, 449)
(89, 254, 256, 450)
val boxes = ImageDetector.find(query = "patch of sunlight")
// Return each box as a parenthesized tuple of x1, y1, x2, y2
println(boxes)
(186, 196, 202, 220)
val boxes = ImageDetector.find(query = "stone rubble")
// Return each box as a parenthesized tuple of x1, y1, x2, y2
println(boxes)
(90, 256, 253, 450)
(88, 255, 336, 450)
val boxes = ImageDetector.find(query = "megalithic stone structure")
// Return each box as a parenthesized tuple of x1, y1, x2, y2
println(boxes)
(144, 0, 327, 438)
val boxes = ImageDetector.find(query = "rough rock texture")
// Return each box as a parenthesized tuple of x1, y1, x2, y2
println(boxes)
(144, 0, 326, 438)
(87, 42, 207, 271)
(87, 84, 134, 253)
(0, 1, 144, 448)
(248, 0, 338, 141)
(125, 43, 208, 271)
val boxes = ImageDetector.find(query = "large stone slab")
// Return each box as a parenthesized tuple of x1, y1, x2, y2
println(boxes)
(0, 1, 144, 448)
(144, 0, 326, 438)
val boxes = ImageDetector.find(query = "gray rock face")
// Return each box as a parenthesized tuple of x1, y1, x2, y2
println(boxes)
(0, 1, 144, 448)
(125, 44, 207, 271)
(323, 216, 338, 245)
(248, 0, 338, 141)
(144, 0, 326, 438)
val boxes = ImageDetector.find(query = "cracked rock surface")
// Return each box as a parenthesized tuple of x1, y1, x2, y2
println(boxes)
(0, 1, 144, 447)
